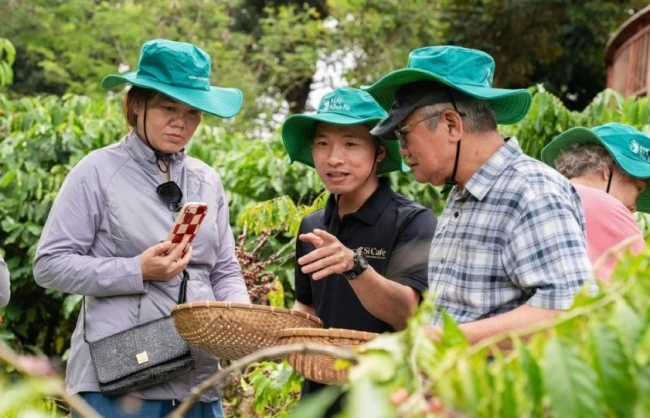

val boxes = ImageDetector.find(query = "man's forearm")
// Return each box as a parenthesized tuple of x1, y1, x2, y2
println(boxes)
(292, 300, 317, 316)
(349, 266, 420, 331)
(426, 304, 561, 346)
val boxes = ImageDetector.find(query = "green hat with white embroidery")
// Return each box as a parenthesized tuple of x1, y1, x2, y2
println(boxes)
(366, 45, 532, 139)
(542, 122, 650, 213)
(102, 39, 243, 118)
(281, 87, 409, 174)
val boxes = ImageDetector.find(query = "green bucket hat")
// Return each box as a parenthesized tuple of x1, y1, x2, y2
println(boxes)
(281, 87, 409, 175)
(102, 39, 243, 118)
(541, 122, 650, 213)
(364, 45, 532, 126)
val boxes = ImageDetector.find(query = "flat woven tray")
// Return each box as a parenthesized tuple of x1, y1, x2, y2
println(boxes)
(277, 327, 378, 385)
(171, 302, 323, 360)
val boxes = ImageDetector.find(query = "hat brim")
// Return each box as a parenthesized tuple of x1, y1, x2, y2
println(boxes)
(541, 127, 602, 169)
(281, 113, 409, 174)
(370, 88, 452, 140)
(541, 126, 650, 213)
(102, 72, 243, 118)
(363, 68, 532, 125)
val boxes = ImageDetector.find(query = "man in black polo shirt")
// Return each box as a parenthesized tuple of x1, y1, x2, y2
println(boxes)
(281, 87, 437, 414)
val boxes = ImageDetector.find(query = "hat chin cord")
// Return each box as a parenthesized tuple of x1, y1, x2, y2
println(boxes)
(441, 140, 461, 194)
(605, 164, 614, 194)
(142, 97, 171, 174)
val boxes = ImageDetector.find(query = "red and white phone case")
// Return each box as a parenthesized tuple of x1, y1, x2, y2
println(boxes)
(167, 202, 209, 245)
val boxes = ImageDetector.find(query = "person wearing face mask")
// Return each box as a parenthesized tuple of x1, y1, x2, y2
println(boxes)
(281, 87, 437, 415)
(541, 122, 649, 283)
(33, 39, 249, 417)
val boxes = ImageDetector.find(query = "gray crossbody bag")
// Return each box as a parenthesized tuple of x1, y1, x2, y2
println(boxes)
(83, 270, 195, 395)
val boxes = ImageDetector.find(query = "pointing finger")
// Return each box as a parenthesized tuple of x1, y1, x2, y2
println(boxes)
(312, 228, 336, 244)
(299, 233, 324, 248)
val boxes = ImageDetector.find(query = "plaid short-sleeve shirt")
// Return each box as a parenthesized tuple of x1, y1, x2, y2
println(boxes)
(429, 138, 592, 325)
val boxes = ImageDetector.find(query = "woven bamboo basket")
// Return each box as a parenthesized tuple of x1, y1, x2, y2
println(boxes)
(276, 327, 378, 385)
(171, 302, 323, 360)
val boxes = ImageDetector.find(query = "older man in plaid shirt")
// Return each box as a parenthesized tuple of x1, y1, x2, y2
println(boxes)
(365, 45, 592, 344)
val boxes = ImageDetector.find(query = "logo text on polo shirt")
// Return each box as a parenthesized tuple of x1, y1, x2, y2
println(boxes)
(358, 246, 387, 260)
(630, 139, 650, 163)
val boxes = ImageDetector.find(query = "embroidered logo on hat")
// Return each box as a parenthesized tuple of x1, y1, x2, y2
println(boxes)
(542, 122, 650, 213)
(363, 45, 532, 125)
(281, 87, 409, 175)
(630, 139, 650, 163)
(101, 39, 243, 118)
(320, 97, 351, 113)
(484, 68, 494, 87)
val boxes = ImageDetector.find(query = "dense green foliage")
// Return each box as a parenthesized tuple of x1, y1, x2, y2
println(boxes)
(0, 38, 15, 88)
(298, 244, 650, 417)
(1, 2, 650, 414)
(2, 88, 650, 417)
(440, 0, 648, 109)
(0, 91, 439, 356)
(0, 0, 645, 122)
(0, 374, 60, 417)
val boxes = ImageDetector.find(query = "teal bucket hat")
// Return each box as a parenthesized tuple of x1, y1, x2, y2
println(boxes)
(281, 87, 409, 175)
(364, 45, 532, 125)
(541, 122, 650, 213)
(102, 39, 243, 118)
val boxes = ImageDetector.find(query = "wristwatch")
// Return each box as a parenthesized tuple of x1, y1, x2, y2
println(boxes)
(342, 248, 369, 281)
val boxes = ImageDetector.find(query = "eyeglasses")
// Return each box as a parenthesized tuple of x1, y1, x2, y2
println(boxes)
(156, 181, 183, 212)
(394, 109, 467, 147)
(394, 112, 443, 147)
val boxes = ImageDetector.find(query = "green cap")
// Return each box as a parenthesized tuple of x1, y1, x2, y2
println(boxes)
(281, 87, 409, 174)
(541, 122, 650, 213)
(102, 39, 243, 118)
(363, 45, 532, 125)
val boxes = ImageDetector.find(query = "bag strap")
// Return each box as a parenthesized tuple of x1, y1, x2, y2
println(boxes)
(83, 270, 190, 343)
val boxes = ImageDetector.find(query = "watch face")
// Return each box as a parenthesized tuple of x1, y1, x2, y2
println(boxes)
(353, 249, 369, 274)
(358, 253, 369, 269)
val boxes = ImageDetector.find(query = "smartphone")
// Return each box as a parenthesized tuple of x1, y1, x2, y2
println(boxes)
(166, 202, 209, 250)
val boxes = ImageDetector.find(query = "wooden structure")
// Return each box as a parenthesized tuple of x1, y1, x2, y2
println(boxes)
(605, 5, 650, 97)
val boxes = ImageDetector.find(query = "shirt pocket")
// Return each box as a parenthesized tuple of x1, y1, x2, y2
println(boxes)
(442, 242, 502, 316)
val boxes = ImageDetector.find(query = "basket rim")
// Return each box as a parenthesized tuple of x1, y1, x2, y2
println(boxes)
(171, 301, 323, 326)
(276, 327, 378, 340)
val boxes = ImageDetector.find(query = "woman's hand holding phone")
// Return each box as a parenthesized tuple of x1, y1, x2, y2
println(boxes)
(140, 202, 208, 282)
(140, 235, 192, 282)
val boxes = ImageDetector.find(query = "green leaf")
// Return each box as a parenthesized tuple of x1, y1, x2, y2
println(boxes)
(519, 345, 544, 417)
(543, 339, 602, 418)
(496, 368, 517, 418)
(456, 358, 482, 412)
(635, 363, 650, 416)
(440, 310, 469, 348)
(612, 299, 645, 352)
(343, 380, 394, 418)
(0, 170, 16, 188)
(635, 326, 650, 368)
(288, 385, 342, 418)
(590, 323, 634, 418)
(61, 294, 81, 320)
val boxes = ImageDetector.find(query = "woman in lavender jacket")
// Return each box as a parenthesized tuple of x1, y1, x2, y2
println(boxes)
(33, 39, 250, 418)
